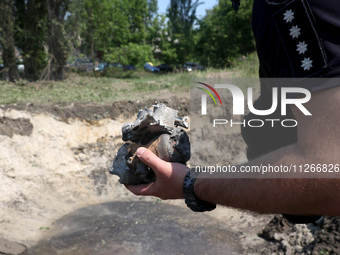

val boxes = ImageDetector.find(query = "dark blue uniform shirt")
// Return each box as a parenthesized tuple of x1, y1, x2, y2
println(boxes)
(243, 0, 340, 160)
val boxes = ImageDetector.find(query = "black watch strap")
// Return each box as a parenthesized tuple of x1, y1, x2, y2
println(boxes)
(183, 170, 216, 212)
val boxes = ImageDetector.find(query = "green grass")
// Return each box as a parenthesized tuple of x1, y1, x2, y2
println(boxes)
(132, 72, 192, 92)
(229, 52, 260, 78)
(0, 71, 193, 105)
(0, 77, 112, 104)
(0, 54, 259, 105)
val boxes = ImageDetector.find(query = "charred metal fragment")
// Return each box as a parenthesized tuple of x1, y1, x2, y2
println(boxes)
(110, 103, 190, 185)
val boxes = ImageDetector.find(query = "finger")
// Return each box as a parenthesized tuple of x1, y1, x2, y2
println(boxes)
(124, 182, 155, 196)
(136, 147, 169, 175)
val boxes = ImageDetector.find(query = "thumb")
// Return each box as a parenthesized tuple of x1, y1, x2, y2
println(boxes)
(136, 147, 169, 175)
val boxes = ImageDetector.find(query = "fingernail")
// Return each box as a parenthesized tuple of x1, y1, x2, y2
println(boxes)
(136, 147, 146, 157)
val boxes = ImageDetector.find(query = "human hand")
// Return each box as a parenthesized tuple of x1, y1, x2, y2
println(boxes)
(125, 147, 190, 200)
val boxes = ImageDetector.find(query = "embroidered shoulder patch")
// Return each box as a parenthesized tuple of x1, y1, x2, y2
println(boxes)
(272, 0, 327, 78)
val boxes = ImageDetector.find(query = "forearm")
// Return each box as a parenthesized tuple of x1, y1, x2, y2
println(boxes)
(126, 83, 340, 216)
(194, 143, 340, 216)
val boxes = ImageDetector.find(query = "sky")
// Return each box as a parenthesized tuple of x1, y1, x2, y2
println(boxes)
(158, 0, 218, 18)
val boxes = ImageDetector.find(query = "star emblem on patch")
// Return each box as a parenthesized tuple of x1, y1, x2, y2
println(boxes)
(289, 25, 301, 39)
(296, 41, 308, 54)
(283, 9, 295, 23)
(301, 57, 313, 71)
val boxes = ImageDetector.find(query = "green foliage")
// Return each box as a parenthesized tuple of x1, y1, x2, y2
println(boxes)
(194, 0, 255, 68)
(167, 0, 202, 35)
(167, 0, 203, 64)
(147, 14, 179, 64)
(67, 0, 150, 57)
(104, 43, 155, 68)
(125, 0, 148, 43)
(146, 0, 158, 25)
(65, 0, 255, 69)
(0, 0, 258, 83)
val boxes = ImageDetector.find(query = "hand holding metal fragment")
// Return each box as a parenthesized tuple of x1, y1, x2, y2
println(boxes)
(109, 103, 190, 185)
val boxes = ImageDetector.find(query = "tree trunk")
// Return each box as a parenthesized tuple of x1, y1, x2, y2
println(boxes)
(45, 0, 69, 81)
(0, 0, 20, 82)
(14, 0, 47, 81)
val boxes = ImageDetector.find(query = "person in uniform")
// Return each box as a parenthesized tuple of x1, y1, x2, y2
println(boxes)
(243, 0, 340, 223)
(124, 0, 340, 220)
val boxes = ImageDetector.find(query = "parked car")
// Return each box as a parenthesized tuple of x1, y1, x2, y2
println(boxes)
(143, 63, 160, 72)
(184, 62, 204, 72)
(109, 63, 123, 68)
(124, 65, 136, 71)
(75, 58, 93, 71)
(105, 63, 135, 72)
(157, 63, 173, 73)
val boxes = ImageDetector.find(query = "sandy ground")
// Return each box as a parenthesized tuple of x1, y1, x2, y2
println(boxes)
(0, 96, 339, 254)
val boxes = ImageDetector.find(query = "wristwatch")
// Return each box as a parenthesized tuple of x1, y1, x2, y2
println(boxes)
(183, 170, 216, 212)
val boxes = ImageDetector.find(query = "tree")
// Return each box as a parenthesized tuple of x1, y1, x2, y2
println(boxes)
(15, 0, 48, 80)
(43, 0, 70, 80)
(67, 0, 132, 61)
(104, 42, 154, 68)
(194, 0, 254, 68)
(167, 0, 202, 63)
(125, 0, 148, 43)
(148, 15, 178, 64)
(67, 0, 156, 67)
(0, 0, 20, 82)
(146, 0, 158, 27)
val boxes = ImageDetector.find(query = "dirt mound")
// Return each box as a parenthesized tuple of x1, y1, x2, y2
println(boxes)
(0, 96, 189, 123)
(0, 106, 124, 247)
(0, 97, 190, 252)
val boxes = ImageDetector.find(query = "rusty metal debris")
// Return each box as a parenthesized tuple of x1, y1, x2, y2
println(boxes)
(109, 103, 190, 185)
